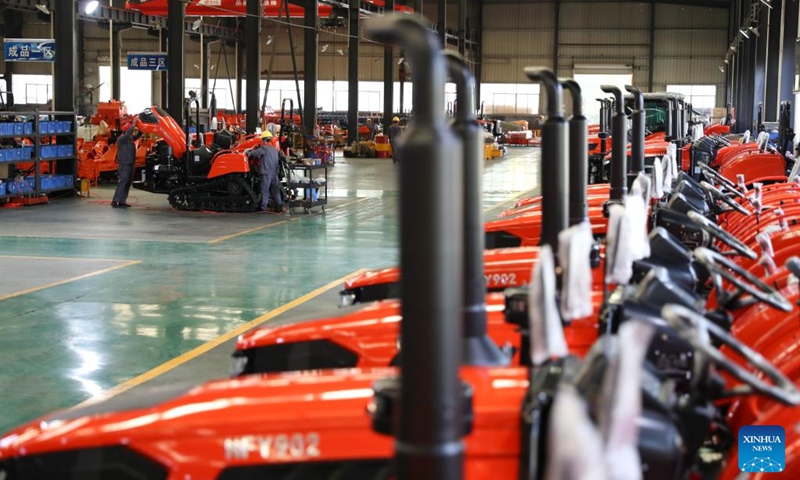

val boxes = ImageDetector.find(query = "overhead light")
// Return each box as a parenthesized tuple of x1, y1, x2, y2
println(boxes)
(321, 44, 329, 52)
(748, 26, 760, 37)
(730, 45, 737, 52)
(397, 57, 405, 65)
(760, 0, 772, 8)
(724, 58, 729, 64)
(193, 64, 200, 69)
(84, 1, 98, 14)
(191, 19, 202, 31)
(740, 28, 749, 38)
(35, 3, 50, 15)
(719, 66, 725, 73)
(336, 49, 344, 56)
(266, 35, 275, 45)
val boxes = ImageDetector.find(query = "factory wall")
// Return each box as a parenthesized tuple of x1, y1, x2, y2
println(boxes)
(1, 1, 729, 111)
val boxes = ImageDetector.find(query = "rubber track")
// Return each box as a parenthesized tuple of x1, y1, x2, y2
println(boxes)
(168, 176, 260, 212)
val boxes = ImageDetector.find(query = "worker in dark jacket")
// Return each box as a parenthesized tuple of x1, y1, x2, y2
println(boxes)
(247, 130, 284, 212)
(111, 119, 142, 208)
(388, 116, 403, 164)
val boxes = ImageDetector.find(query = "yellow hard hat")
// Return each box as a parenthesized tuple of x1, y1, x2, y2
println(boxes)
(261, 130, 273, 139)
(392, 116, 400, 122)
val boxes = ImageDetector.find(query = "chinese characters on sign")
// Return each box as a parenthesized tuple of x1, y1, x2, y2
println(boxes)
(3, 39, 56, 62)
(127, 52, 169, 71)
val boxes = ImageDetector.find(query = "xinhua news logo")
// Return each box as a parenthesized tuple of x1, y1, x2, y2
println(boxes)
(739, 425, 786, 473)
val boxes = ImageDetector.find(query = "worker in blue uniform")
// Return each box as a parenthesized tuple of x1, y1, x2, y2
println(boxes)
(388, 116, 403, 164)
(111, 119, 142, 208)
(247, 130, 284, 212)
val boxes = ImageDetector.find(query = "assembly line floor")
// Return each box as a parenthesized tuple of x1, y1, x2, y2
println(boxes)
(0, 148, 541, 432)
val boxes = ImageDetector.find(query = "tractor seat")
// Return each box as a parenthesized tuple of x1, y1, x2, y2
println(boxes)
(631, 228, 696, 290)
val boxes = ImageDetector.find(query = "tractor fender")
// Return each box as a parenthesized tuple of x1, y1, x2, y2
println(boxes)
(208, 152, 251, 179)
(719, 152, 785, 185)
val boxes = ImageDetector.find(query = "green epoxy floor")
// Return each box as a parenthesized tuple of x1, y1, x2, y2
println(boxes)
(0, 148, 541, 432)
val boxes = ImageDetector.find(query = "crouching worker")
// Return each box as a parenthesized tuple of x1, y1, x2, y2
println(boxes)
(247, 130, 284, 213)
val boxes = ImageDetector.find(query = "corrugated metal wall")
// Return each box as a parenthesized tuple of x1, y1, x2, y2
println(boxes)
(1, 1, 729, 107)
(481, 0, 728, 105)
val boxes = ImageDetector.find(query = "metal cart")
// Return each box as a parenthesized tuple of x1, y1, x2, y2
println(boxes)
(286, 162, 328, 213)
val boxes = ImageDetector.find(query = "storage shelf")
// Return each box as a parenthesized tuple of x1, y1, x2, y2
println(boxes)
(0, 109, 76, 202)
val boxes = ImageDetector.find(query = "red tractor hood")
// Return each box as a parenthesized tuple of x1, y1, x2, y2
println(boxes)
(0, 366, 528, 478)
(136, 105, 188, 159)
(236, 294, 516, 357)
(343, 248, 539, 291)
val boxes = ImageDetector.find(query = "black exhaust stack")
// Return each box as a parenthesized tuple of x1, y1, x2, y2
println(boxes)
(365, 15, 466, 480)
(626, 86, 645, 175)
(562, 79, 588, 225)
(445, 51, 506, 366)
(664, 98, 674, 141)
(602, 85, 627, 202)
(526, 68, 568, 251)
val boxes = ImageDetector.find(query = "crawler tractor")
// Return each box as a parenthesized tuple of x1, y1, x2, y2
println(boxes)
(132, 97, 271, 212)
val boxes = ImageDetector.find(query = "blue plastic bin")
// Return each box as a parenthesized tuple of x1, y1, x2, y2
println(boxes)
(22, 122, 33, 135)
(0, 123, 12, 135)
(0, 182, 6, 196)
(57, 145, 72, 157)
(40, 121, 52, 134)
(13, 123, 23, 135)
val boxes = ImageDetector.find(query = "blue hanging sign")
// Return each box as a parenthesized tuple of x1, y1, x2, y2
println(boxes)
(3, 39, 56, 62)
(127, 52, 169, 71)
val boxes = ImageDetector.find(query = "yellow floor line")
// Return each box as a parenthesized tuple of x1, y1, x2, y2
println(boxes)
(0, 260, 141, 302)
(0, 254, 132, 263)
(0, 233, 207, 244)
(74, 268, 365, 407)
(206, 219, 289, 244)
(483, 188, 539, 215)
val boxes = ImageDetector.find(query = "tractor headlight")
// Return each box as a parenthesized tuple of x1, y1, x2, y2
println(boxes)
(339, 291, 357, 308)
(230, 353, 249, 376)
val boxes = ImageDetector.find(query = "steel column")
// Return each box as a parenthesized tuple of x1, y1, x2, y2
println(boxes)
(304, 0, 319, 137)
(438, 0, 447, 47)
(648, 4, 655, 91)
(348, 0, 359, 144)
(53, 0, 76, 112)
(458, 0, 466, 56)
(111, 27, 121, 100)
(474, 0, 483, 108)
(765, 0, 783, 120)
(383, 0, 395, 133)
(236, 39, 244, 114)
(779, 0, 798, 113)
(167, 0, 185, 125)
(245, 0, 261, 133)
(159, 29, 167, 107)
(753, 9, 768, 123)
(201, 37, 210, 109)
(3, 10, 22, 108)
(553, 0, 560, 72)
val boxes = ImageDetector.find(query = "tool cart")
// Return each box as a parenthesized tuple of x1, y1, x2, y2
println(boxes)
(286, 161, 327, 213)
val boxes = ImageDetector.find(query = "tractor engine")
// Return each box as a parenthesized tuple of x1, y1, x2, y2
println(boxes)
(139, 141, 183, 193)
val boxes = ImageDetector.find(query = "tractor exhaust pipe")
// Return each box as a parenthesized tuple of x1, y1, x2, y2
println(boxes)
(598, 98, 607, 134)
(562, 79, 588, 225)
(602, 85, 627, 202)
(664, 98, 674, 141)
(672, 98, 682, 141)
(445, 51, 506, 366)
(626, 86, 645, 175)
(365, 15, 466, 480)
(526, 68, 568, 251)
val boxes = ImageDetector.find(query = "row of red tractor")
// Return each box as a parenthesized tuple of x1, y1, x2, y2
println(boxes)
(3, 14, 800, 480)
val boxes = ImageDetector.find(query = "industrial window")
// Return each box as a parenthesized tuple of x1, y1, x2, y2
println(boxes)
(666, 85, 717, 117)
(479, 83, 541, 115)
(98, 66, 153, 114)
(10, 74, 52, 106)
(574, 73, 633, 124)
